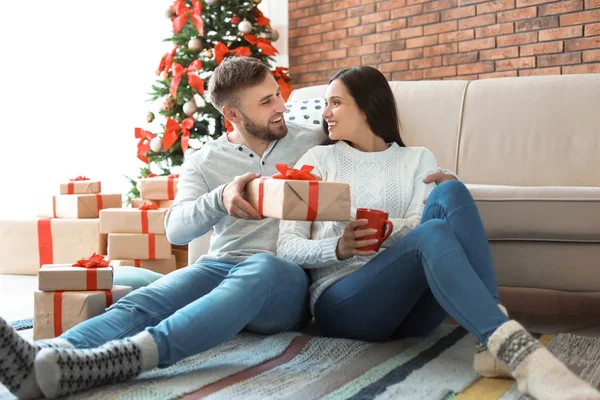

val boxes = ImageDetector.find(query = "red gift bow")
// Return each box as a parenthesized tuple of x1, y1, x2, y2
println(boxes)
(272, 164, 317, 180)
(258, 165, 319, 221)
(134, 128, 156, 164)
(172, 0, 203, 35)
(244, 34, 278, 56)
(156, 47, 177, 77)
(214, 42, 252, 65)
(170, 59, 204, 98)
(138, 203, 159, 210)
(53, 290, 113, 337)
(70, 176, 90, 181)
(164, 118, 195, 152)
(253, 7, 271, 29)
(67, 176, 98, 194)
(72, 252, 109, 268)
(272, 67, 291, 101)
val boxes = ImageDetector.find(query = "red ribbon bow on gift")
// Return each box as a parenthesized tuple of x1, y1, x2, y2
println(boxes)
(70, 176, 90, 181)
(172, 0, 203, 35)
(72, 253, 109, 268)
(272, 67, 291, 101)
(164, 118, 195, 152)
(214, 42, 252, 65)
(138, 203, 159, 211)
(243, 34, 278, 56)
(272, 164, 317, 180)
(134, 128, 156, 164)
(168, 173, 180, 178)
(170, 59, 204, 98)
(253, 7, 272, 29)
(156, 46, 177, 77)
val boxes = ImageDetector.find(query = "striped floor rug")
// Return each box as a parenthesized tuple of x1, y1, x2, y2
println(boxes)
(2, 320, 600, 400)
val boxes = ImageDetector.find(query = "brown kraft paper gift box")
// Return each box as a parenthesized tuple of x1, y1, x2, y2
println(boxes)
(33, 285, 131, 340)
(245, 177, 351, 221)
(99, 208, 166, 234)
(139, 175, 179, 201)
(107, 233, 172, 260)
(130, 199, 174, 209)
(0, 218, 107, 275)
(110, 255, 177, 274)
(37, 193, 122, 219)
(38, 264, 114, 291)
(59, 179, 102, 195)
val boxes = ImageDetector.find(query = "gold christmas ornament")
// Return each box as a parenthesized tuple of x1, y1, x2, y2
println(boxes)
(238, 19, 253, 34)
(270, 28, 280, 42)
(203, 49, 214, 59)
(252, 0, 262, 4)
(183, 100, 198, 116)
(162, 96, 176, 112)
(187, 37, 203, 53)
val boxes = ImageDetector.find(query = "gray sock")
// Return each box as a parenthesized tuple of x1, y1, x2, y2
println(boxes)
(35, 331, 158, 398)
(0, 316, 71, 399)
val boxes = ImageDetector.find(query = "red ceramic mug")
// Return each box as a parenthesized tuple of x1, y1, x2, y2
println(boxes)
(355, 208, 393, 252)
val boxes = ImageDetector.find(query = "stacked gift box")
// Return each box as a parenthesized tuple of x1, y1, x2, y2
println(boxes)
(34, 253, 132, 340)
(128, 173, 187, 269)
(0, 177, 121, 275)
(101, 203, 176, 274)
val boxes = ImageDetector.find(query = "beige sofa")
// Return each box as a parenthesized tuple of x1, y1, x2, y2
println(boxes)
(190, 73, 600, 327)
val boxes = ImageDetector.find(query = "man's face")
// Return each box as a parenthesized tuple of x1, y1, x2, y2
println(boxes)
(236, 75, 288, 141)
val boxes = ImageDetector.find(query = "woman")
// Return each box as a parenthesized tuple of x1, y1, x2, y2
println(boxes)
(277, 66, 599, 400)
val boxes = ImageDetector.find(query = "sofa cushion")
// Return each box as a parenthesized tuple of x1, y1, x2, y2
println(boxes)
(469, 184, 600, 242)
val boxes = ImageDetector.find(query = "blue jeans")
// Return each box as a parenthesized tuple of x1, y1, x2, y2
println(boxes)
(313, 181, 508, 344)
(60, 254, 311, 367)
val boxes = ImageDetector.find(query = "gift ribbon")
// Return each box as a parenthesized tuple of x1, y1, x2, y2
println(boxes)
(168, 174, 178, 200)
(258, 165, 319, 221)
(37, 219, 53, 267)
(134, 128, 156, 164)
(163, 118, 194, 152)
(253, 7, 272, 29)
(138, 203, 158, 233)
(53, 290, 113, 337)
(272, 67, 292, 102)
(243, 34, 278, 56)
(172, 0, 203, 35)
(148, 234, 156, 260)
(156, 47, 177, 77)
(67, 176, 91, 194)
(72, 253, 111, 291)
(134, 259, 141, 267)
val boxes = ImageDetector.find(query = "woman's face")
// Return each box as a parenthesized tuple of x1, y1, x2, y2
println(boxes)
(322, 79, 369, 143)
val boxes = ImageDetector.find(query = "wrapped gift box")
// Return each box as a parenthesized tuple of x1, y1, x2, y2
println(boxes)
(33, 285, 131, 340)
(38, 264, 113, 291)
(59, 180, 101, 195)
(131, 199, 174, 209)
(100, 208, 166, 234)
(107, 233, 172, 260)
(0, 219, 107, 275)
(139, 175, 178, 201)
(37, 193, 122, 219)
(110, 255, 176, 274)
(245, 176, 350, 221)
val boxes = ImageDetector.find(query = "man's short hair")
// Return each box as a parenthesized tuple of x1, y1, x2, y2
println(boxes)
(208, 56, 271, 111)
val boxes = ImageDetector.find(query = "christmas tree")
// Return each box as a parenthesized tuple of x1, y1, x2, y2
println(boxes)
(129, 0, 290, 204)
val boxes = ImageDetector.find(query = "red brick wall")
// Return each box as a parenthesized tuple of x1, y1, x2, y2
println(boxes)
(288, 0, 600, 89)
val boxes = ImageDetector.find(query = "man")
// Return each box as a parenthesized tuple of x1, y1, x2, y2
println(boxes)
(0, 57, 455, 399)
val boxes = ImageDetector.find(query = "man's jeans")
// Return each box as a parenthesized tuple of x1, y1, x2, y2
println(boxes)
(61, 254, 311, 367)
(314, 181, 508, 344)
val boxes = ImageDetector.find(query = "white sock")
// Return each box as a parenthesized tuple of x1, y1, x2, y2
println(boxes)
(488, 320, 600, 400)
(35, 331, 158, 398)
(473, 304, 511, 378)
(0, 316, 71, 399)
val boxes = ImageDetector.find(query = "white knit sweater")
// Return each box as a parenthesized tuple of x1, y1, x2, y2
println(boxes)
(277, 141, 440, 314)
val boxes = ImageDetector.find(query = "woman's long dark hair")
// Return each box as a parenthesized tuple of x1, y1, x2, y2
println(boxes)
(322, 66, 405, 147)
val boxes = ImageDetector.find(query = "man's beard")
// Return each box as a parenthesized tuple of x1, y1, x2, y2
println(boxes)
(240, 111, 288, 141)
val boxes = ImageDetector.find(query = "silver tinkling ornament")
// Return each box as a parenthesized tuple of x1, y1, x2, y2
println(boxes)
(183, 100, 198, 116)
(187, 37, 203, 53)
(150, 137, 163, 153)
(238, 19, 253, 34)
(270, 28, 280, 42)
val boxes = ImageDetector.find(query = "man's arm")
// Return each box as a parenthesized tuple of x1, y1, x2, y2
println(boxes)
(164, 154, 261, 245)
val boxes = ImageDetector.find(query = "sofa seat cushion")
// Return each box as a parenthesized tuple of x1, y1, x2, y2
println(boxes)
(467, 184, 600, 242)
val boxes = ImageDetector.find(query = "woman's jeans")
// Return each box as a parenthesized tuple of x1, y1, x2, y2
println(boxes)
(60, 254, 311, 368)
(314, 181, 508, 344)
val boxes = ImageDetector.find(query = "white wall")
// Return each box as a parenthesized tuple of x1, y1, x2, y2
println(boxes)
(0, 0, 287, 219)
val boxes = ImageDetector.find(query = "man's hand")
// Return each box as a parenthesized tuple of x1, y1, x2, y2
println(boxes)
(422, 171, 458, 204)
(222, 172, 262, 220)
(336, 219, 379, 260)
